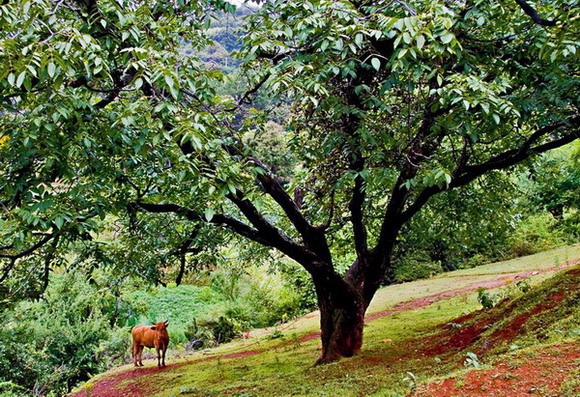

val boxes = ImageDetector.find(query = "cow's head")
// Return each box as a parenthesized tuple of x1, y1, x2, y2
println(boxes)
(151, 320, 169, 331)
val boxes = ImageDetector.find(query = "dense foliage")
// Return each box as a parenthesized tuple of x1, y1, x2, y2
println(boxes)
(0, 273, 115, 396)
(0, 263, 308, 395)
(395, 144, 580, 278)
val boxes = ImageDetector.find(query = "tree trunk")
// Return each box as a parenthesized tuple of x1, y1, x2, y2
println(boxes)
(310, 241, 397, 364)
(313, 274, 366, 364)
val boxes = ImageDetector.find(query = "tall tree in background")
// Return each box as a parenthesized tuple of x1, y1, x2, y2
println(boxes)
(1, 0, 578, 363)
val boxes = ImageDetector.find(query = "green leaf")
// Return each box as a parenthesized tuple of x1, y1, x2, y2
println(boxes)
(440, 33, 454, 44)
(371, 58, 381, 71)
(54, 216, 65, 229)
(416, 35, 425, 49)
(204, 208, 215, 222)
(16, 71, 26, 88)
(47, 62, 56, 78)
(164, 74, 175, 89)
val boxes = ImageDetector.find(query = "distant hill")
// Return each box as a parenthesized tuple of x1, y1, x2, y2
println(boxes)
(181, 6, 257, 71)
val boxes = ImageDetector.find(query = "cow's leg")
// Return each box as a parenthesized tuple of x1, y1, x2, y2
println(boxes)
(138, 346, 144, 366)
(133, 343, 140, 367)
(156, 347, 161, 367)
(162, 346, 166, 367)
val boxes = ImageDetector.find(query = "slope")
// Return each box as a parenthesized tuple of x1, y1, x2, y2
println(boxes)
(71, 244, 580, 396)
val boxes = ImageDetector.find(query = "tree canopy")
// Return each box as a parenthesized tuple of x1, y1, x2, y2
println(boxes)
(1, 0, 578, 362)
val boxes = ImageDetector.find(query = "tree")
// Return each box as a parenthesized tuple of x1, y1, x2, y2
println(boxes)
(394, 173, 517, 273)
(523, 143, 579, 220)
(0, 0, 578, 365)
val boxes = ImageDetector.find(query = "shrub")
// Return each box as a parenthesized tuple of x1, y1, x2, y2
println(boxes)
(96, 327, 132, 367)
(0, 273, 124, 396)
(183, 314, 245, 349)
(394, 251, 443, 282)
(0, 380, 27, 397)
(477, 288, 495, 309)
(459, 253, 489, 269)
(271, 260, 317, 313)
(122, 265, 306, 350)
(508, 213, 568, 257)
(122, 284, 223, 345)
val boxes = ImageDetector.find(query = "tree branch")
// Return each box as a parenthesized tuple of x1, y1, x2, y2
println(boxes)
(0, 233, 55, 283)
(131, 201, 270, 246)
(235, 73, 271, 107)
(375, 104, 449, 251)
(173, 226, 202, 286)
(514, 0, 557, 26)
(249, 157, 333, 264)
(0, 233, 55, 261)
(138, 76, 332, 268)
(132, 200, 327, 272)
(402, 117, 579, 223)
(349, 163, 369, 260)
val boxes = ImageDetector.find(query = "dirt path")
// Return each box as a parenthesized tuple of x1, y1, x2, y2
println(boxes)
(70, 262, 576, 397)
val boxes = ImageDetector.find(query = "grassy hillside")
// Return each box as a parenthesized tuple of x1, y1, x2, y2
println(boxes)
(71, 245, 580, 396)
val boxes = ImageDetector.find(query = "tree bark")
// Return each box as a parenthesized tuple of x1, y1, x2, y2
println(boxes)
(311, 231, 400, 364)
(312, 272, 366, 364)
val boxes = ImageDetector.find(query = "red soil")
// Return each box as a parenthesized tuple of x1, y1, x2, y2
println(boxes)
(416, 344, 580, 397)
(446, 311, 477, 325)
(299, 332, 321, 342)
(549, 291, 565, 301)
(69, 262, 577, 397)
(420, 287, 567, 357)
(69, 363, 186, 397)
(488, 301, 556, 343)
(422, 315, 497, 356)
(567, 267, 580, 276)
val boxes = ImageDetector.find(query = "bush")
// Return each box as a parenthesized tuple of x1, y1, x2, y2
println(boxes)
(96, 327, 132, 367)
(459, 253, 489, 269)
(508, 213, 568, 257)
(477, 288, 495, 309)
(271, 260, 317, 313)
(0, 273, 124, 396)
(183, 317, 215, 350)
(394, 251, 443, 282)
(0, 380, 27, 397)
(184, 314, 246, 350)
(121, 265, 306, 350)
(122, 284, 223, 345)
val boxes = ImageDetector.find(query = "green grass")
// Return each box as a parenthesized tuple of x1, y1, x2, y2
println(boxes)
(436, 244, 580, 277)
(72, 245, 580, 396)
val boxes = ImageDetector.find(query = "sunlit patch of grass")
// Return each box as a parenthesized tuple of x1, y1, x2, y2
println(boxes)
(438, 244, 579, 278)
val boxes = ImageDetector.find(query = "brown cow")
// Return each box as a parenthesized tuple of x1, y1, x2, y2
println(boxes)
(131, 321, 170, 367)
